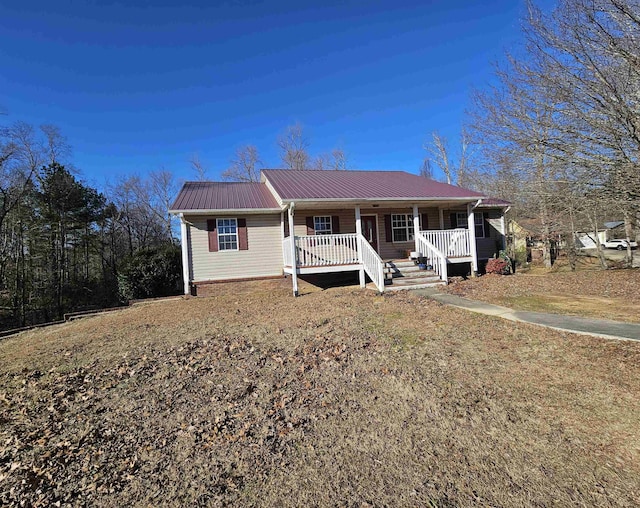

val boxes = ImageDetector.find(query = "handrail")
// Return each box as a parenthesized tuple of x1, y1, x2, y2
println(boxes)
(358, 234, 385, 293)
(415, 232, 448, 283)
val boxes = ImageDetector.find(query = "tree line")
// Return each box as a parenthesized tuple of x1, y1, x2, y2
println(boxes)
(463, 0, 640, 269)
(215, 122, 348, 182)
(0, 122, 181, 331)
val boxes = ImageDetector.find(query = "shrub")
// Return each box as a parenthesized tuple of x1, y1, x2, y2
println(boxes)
(117, 244, 182, 301)
(485, 257, 510, 275)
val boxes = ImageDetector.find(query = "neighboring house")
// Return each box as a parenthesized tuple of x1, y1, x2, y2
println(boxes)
(576, 221, 626, 249)
(169, 170, 510, 295)
(576, 231, 607, 249)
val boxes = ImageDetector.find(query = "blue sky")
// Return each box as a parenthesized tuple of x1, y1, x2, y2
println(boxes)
(0, 0, 555, 187)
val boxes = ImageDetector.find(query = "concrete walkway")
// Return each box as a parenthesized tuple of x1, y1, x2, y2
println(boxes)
(414, 288, 640, 342)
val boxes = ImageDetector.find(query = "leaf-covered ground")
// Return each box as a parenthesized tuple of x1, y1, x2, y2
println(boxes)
(445, 267, 640, 323)
(1, 279, 639, 506)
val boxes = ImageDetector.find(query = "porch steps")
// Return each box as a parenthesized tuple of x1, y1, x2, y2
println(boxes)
(383, 259, 446, 291)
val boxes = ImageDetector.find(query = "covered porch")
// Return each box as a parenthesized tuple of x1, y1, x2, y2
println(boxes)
(281, 201, 484, 295)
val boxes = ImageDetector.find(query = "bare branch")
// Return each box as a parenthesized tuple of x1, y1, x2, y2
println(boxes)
(277, 122, 310, 170)
(222, 145, 263, 182)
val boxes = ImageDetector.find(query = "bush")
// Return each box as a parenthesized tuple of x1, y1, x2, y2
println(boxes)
(118, 244, 183, 301)
(485, 257, 510, 275)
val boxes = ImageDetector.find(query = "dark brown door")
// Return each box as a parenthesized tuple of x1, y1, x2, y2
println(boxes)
(362, 216, 378, 252)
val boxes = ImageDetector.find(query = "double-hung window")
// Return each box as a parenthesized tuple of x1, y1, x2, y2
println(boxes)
(455, 212, 486, 238)
(474, 215, 486, 238)
(455, 212, 468, 229)
(217, 218, 238, 250)
(391, 214, 414, 242)
(314, 216, 332, 235)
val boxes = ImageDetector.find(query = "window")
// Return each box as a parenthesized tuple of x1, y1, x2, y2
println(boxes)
(217, 218, 238, 250)
(314, 216, 332, 235)
(455, 212, 486, 238)
(455, 212, 468, 229)
(391, 214, 414, 243)
(474, 214, 486, 238)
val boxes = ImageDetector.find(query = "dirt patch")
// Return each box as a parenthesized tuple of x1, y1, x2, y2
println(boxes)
(445, 269, 640, 323)
(1, 281, 639, 506)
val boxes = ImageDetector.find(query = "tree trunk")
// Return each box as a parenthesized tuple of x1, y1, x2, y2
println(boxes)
(623, 208, 634, 267)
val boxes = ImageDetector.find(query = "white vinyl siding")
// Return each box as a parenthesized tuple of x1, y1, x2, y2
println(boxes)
(187, 214, 282, 282)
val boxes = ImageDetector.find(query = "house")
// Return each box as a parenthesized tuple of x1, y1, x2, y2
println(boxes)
(576, 221, 626, 249)
(169, 169, 510, 296)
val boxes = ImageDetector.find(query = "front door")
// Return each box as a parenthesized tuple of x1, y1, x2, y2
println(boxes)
(362, 215, 378, 252)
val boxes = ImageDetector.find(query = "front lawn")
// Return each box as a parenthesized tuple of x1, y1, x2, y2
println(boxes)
(445, 267, 640, 323)
(1, 279, 639, 506)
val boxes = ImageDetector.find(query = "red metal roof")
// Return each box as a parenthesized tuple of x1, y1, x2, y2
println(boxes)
(170, 182, 280, 211)
(262, 169, 485, 201)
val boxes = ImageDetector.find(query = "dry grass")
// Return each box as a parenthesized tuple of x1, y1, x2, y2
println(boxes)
(1, 279, 639, 507)
(446, 266, 640, 323)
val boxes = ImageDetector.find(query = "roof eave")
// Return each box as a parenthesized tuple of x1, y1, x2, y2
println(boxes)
(278, 196, 485, 204)
(169, 207, 284, 215)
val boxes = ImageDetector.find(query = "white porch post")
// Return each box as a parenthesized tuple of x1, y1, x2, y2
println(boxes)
(280, 211, 286, 265)
(288, 203, 299, 296)
(500, 213, 507, 251)
(412, 205, 420, 255)
(355, 205, 365, 287)
(439, 208, 444, 229)
(179, 213, 191, 295)
(468, 203, 479, 275)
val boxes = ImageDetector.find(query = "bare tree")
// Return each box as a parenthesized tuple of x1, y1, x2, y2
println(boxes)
(330, 147, 348, 170)
(423, 131, 469, 185)
(0, 122, 60, 235)
(40, 124, 71, 165)
(418, 158, 433, 179)
(190, 154, 209, 181)
(467, 0, 640, 269)
(311, 147, 348, 170)
(222, 145, 263, 182)
(522, 0, 640, 266)
(148, 169, 179, 239)
(278, 122, 310, 170)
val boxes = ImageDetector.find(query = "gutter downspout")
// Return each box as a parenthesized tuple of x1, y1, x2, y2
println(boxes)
(179, 213, 191, 295)
(287, 203, 299, 297)
(468, 200, 481, 275)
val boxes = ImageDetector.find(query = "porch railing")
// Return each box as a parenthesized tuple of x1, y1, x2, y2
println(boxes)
(359, 234, 385, 293)
(415, 232, 448, 282)
(420, 229, 472, 258)
(282, 236, 293, 267)
(295, 234, 359, 267)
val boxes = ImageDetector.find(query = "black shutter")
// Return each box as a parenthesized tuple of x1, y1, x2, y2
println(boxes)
(306, 216, 315, 235)
(238, 218, 248, 250)
(331, 215, 340, 234)
(421, 213, 428, 230)
(207, 219, 218, 252)
(384, 215, 392, 242)
(450, 213, 457, 229)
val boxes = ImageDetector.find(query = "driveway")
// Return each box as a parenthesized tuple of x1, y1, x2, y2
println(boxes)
(581, 248, 640, 267)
